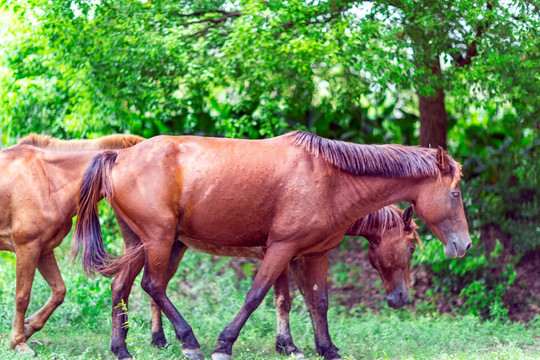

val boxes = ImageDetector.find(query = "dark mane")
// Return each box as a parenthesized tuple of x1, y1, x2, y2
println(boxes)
(288, 131, 461, 181)
(19, 133, 145, 151)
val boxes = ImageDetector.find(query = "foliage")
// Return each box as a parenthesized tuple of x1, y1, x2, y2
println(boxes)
(414, 234, 517, 320)
(1, 0, 538, 142)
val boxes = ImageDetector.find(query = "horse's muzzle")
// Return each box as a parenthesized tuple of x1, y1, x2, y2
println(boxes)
(386, 286, 409, 309)
(443, 233, 472, 258)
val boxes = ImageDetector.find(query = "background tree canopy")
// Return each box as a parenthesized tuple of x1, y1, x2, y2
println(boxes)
(0, 0, 538, 319)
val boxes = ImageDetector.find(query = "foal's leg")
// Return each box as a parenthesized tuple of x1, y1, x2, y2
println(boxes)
(23, 251, 66, 340)
(149, 240, 187, 347)
(10, 245, 41, 354)
(273, 266, 304, 359)
(290, 253, 341, 360)
(212, 244, 295, 360)
(141, 238, 202, 360)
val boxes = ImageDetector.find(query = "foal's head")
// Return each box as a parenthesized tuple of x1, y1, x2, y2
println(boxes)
(364, 206, 420, 309)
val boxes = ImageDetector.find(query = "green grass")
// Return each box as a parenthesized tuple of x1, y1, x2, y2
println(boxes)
(1, 240, 539, 360)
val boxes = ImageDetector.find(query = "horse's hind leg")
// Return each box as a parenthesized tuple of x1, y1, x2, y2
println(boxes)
(273, 266, 304, 359)
(141, 238, 202, 360)
(212, 243, 295, 360)
(290, 253, 341, 360)
(110, 215, 145, 360)
(23, 251, 66, 340)
(10, 245, 41, 354)
(110, 253, 145, 360)
(149, 240, 187, 347)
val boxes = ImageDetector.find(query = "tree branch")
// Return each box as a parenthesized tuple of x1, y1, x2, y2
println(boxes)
(454, 2, 493, 67)
(175, 10, 242, 38)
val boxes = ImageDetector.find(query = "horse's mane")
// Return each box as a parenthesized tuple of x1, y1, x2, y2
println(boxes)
(347, 205, 405, 236)
(347, 205, 422, 248)
(18, 133, 145, 151)
(289, 131, 461, 184)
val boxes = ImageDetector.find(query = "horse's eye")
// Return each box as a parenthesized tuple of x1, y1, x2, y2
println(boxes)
(409, 246, 415, 254)
(451, 191, 460, 198)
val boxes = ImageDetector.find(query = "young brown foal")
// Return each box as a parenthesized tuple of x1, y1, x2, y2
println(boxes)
(0, 133, 143, 354)
(111, 205, 420, 360)
(74, 131, 471, 360)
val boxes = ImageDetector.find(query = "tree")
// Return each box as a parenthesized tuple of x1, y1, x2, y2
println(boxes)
(1, 0, 537, 145)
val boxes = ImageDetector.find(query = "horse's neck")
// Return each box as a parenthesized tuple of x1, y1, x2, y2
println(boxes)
(335, 172, 421, 225)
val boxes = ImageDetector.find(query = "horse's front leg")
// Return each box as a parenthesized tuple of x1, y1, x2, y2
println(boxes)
(290, 252, 341, 360)
(273, 266, 304, 359)
(10, 244, 41, 354)
(23, 251, 66, 340)
(140, 235, 202, 360)
(212, 243, 295, 360)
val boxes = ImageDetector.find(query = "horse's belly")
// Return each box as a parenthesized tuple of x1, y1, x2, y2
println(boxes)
(178, 236, 264, 259)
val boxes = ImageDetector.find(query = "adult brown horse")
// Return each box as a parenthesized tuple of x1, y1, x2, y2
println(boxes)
(0, 133, 143, 354)
(74, 131, 471, 360)
(109, 205, 420, 360)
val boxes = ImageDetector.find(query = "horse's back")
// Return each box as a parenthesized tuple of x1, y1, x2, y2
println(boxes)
(110, 134, 339, 248)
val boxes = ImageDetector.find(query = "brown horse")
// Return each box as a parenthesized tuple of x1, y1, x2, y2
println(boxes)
(0, 133, 144, 354)
(74, 131, 471, 360)
(108, 205, 420, 360)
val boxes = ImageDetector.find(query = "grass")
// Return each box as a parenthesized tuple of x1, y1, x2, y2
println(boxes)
(1, 239, 539, 360)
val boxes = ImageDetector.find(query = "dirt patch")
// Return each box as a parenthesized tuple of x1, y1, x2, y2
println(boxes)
(503, 250, 540, 322)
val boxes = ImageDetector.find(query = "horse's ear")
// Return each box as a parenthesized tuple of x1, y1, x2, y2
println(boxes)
(403, 206, 414, 228)
(436, 146, 450, 173)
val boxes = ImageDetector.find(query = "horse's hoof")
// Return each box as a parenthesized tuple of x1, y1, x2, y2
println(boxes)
(150, 338, 167, 348)
(182, 347, 204, 360)
(211, 352, 231, 360)
(289, 351, 305, 360)
(14, 342, 35, 355)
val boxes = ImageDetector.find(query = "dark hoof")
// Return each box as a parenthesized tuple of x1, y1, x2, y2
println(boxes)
(150, 337, 167, 348)
(325, 355, 342, 360)
(113, 349, 133, 360)
(182, 347, 204, 360)
(211, 352, 231, 360)
(322, 349, 342, 360)
(276, 342, 304, 359)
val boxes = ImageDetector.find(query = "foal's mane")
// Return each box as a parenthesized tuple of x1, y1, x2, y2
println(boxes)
(347, 205, 405, 236)
(289, 131, 461, 183)
(19, 133, 145, 151)
(347, 205, 423, 248)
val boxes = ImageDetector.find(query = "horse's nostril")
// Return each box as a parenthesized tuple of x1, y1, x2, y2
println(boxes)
(466, 242, 472, 251)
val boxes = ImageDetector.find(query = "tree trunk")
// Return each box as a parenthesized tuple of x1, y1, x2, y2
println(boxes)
(419, 88, 447, 149)
(418, 60, 448, 149)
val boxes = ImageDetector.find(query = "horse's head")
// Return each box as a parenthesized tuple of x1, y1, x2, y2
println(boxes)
(412, 147, 472, 258)
(367, 206, 419, 309)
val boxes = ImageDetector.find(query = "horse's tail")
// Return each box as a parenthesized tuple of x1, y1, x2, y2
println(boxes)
(72, 151, 118, 276)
